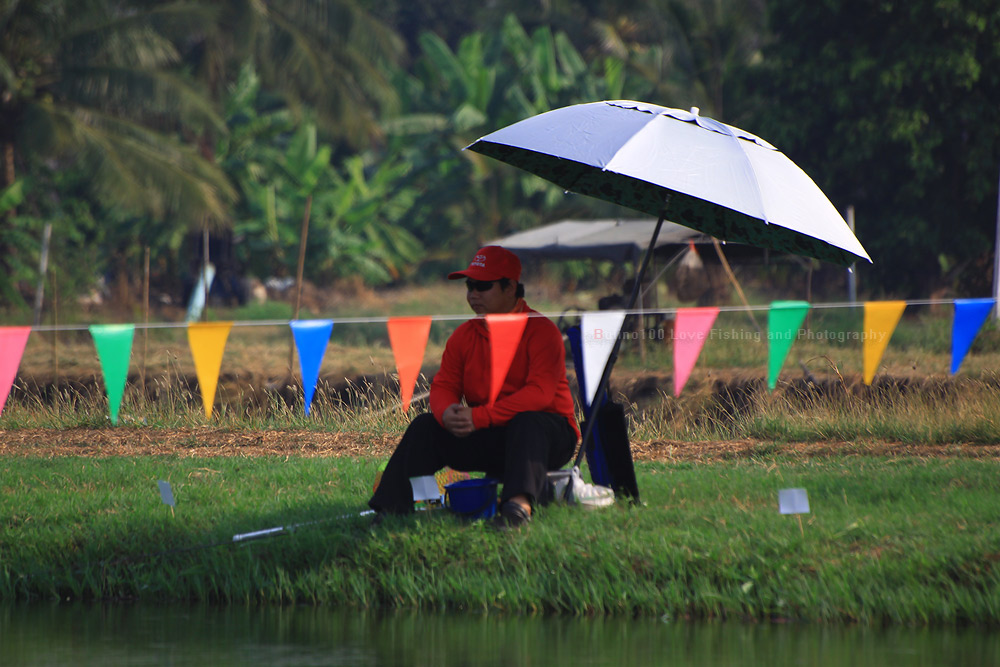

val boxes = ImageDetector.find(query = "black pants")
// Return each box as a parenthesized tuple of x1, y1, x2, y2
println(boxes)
(368, 411, 577, 514)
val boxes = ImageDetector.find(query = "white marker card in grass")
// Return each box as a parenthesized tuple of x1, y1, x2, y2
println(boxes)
(158, 480, 175, 507)
(409, 475, 441, 502)
(778, 488, 810, 515)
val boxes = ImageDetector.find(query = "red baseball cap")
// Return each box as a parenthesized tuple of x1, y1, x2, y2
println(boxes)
(448, 246, 522, 282)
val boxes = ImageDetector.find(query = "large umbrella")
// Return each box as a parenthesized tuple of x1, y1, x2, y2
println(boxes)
(467, 100, 869, 267)
(465, 100, 872, 489)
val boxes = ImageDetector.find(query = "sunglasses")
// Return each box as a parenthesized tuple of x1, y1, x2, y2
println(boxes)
(465, 279, 499, 292)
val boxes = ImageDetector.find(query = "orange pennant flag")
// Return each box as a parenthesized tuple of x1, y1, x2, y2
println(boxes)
(485, 313, 529, 405)
(187, 321, 233, 418)
(387, 316, 432, 412)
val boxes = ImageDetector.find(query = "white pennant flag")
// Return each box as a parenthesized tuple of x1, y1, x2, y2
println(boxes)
(579, 311, 627, 408)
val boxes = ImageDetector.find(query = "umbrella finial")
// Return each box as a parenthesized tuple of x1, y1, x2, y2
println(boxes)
(690, 106, 700, 115)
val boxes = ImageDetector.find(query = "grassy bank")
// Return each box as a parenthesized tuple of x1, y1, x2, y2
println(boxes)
(3, 453, 998, 626)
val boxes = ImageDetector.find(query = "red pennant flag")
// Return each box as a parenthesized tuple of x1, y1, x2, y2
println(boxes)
(485, 313, 529, 405)
(387, 316, 432, 412)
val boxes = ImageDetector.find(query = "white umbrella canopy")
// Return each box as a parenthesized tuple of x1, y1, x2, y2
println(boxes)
(467, 100, 871, 268)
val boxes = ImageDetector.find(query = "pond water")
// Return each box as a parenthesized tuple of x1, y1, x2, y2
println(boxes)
(2, 603, 997, 666)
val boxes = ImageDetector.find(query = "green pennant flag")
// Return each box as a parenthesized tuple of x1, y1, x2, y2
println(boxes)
(767, 301, 810, 390)
(89, 324, 134, 424)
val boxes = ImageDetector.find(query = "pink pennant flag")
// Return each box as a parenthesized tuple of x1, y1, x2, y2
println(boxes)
(387, 316, 432, 412)
(485, 313, 529, 405)
(673, 307, 719, 396)
(0, 327, 31, 415)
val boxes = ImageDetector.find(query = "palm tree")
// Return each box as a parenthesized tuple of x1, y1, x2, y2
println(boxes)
(0, 0, 237, 307)
(0, 0, 235, 218)
(0, 1, 404, 309)
(177, 0, 404, 148)
(169, 1, 405, 306)
(592, 0, 766, 118)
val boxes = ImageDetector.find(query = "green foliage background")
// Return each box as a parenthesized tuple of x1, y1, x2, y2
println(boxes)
(2, 0, 999, 312)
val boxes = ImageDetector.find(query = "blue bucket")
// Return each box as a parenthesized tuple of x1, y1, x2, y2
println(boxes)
(444, 477, 499, 520)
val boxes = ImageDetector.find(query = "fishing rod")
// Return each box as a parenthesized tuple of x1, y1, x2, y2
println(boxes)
(230, 502, 446, 543)
(23, 492, 441, 589)
(15, 507, 370, 591)
(231, 509, 374, 543)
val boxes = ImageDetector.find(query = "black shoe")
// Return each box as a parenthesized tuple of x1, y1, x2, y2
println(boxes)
(492, 501, 531, 530)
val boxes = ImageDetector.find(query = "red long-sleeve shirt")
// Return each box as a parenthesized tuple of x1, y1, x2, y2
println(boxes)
(429, 300, 580, 439)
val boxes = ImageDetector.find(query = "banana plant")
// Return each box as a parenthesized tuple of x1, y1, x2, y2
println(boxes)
(222, 64, 422, 285)
(381, 14, 646, 260)
(309, 154, 423, 283)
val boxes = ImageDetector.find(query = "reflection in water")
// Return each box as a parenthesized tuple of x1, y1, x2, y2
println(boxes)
(2, 603, 998, 666)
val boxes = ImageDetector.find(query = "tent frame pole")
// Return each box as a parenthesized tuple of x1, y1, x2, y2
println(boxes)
(571, 197, 670, 471)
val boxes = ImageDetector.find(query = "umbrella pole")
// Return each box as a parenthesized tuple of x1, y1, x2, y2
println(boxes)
(571, 200, 670, 475)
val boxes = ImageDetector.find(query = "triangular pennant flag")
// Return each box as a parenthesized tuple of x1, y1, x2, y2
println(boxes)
(387, 316, 432, 412)
(89, 324, 134, 424)
(862, 301, 907, 385)
(290, 319, 334, 415)
(187, 321, 233, 418)
(673, 307, 720, 396)
(484, 313, 529, 405)
(579, 311, 627, 407)
(0, 327, 31, 415)
(767, 301, 810, 390)
(951, 298, 995, 374)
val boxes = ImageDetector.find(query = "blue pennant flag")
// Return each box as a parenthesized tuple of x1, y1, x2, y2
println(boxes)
(951, 299, 995, 374)
(290, 320, 334, 414)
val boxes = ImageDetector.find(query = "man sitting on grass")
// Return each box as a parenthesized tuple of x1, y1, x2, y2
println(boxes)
(369, 245, 580, 528)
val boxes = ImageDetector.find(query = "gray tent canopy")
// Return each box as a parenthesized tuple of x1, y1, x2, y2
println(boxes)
(489, 218, 712, 264)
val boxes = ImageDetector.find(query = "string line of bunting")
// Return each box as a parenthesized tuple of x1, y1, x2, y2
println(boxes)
(0, 298, 995, 421)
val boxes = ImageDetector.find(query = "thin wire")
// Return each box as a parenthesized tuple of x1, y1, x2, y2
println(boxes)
(22, 313, 471, 333)
(11, 298, 972, 334)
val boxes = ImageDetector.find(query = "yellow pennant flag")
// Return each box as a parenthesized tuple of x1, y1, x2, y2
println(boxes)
(863, 301, 906, 385)
(187, 321, 233, 417)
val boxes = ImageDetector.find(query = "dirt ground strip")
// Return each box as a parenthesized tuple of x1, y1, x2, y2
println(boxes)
(1, 428, 999, 461)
